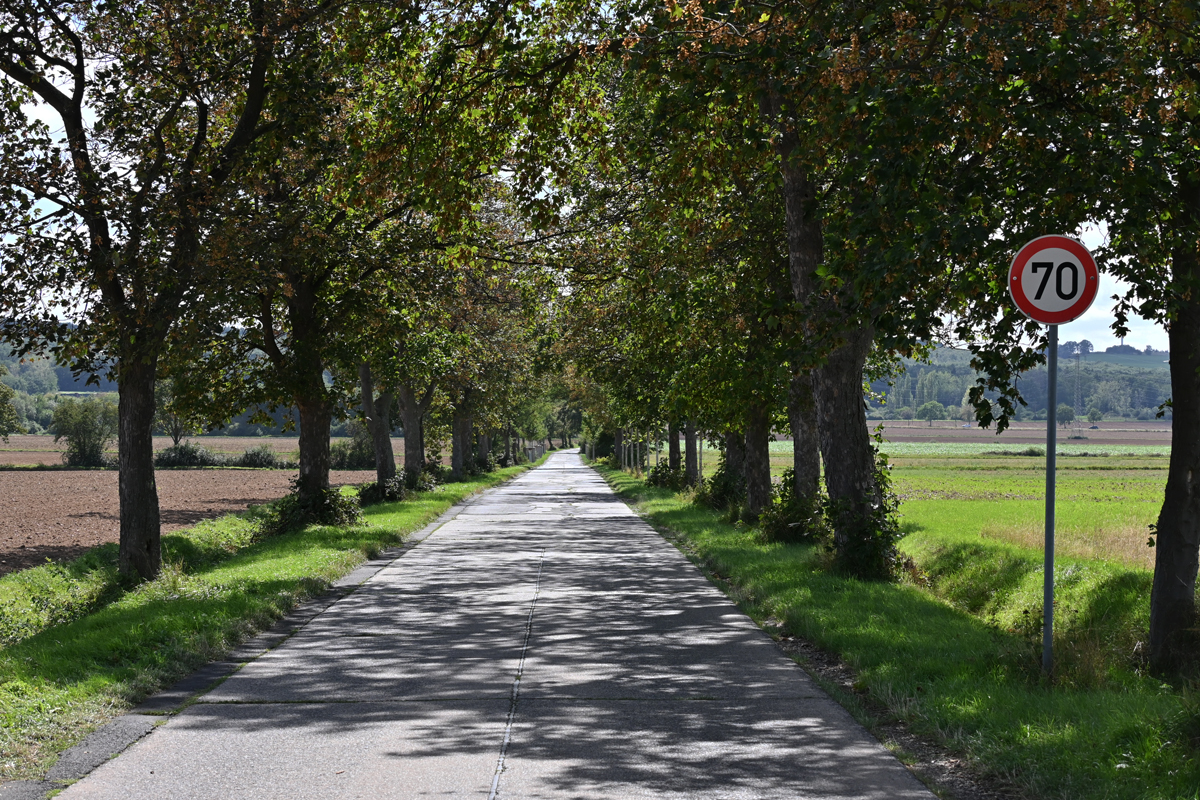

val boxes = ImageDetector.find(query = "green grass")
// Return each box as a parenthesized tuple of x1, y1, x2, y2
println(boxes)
(0, 462, 535, 782)
(593, 463, 1200, 800)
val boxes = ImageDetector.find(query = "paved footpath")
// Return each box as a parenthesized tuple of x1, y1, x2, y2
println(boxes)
(58, 451, 933, 799)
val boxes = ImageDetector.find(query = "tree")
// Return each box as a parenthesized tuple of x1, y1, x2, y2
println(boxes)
(1088, 407, 1103, 424)
(51, 395, 118, 467)
(154, 379, 199, 447)
(0, 1, 342, 579)
(1057, 404, 1076, 428)
(0, 365, 20, 441)
(916, 402, 946, 427)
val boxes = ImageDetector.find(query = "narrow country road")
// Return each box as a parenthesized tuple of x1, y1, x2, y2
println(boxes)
(57, 450, 933, 799)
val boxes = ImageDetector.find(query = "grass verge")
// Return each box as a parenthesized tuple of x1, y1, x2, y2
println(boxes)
(0, 460, 538, 783)
(591, 463, 1200, 800)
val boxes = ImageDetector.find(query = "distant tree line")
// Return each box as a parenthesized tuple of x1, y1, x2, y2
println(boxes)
(872, 347, 1172, 423)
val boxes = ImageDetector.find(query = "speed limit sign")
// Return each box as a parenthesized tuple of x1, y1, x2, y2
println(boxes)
(1008, 235, 1099, 324)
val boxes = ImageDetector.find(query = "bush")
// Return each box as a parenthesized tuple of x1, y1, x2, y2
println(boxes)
(330, 424, 375, 469)
(358, 475, 407, 506)
(829, 449, 904, 581)
(255, 481, 362, 539)
(699, 453, 743, 511)
(646, 463, 687, 491)
(154, 442, 224, 468)
(235, 444, 290, 469)
(759, 468, 830, 544)
(51, 395, 118, 467)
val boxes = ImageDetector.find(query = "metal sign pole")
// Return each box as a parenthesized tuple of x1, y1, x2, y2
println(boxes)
(1043, 324, 1058, 675)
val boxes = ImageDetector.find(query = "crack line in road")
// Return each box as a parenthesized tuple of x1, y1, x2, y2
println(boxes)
(488, 546, 546, 800)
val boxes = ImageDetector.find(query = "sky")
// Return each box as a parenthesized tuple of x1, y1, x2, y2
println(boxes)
(1065, 224, 1169, 352)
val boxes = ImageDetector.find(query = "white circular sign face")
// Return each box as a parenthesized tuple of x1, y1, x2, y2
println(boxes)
(1008, 235, 1099, 324)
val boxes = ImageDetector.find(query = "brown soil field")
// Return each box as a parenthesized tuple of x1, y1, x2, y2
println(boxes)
(0, 466, 375, 577)
(0, 434, 408, 466)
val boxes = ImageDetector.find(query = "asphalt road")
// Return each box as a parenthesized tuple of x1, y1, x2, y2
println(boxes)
(55, 450, 934, 799)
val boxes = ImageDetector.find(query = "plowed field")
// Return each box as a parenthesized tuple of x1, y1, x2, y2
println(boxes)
(0, 463, 376, 576)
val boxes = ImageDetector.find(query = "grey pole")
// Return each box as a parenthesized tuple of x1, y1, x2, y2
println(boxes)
(1044, 324, 1058, 675)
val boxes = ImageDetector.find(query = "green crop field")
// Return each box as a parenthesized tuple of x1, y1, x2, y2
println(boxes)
(756, 439, 1169, 570)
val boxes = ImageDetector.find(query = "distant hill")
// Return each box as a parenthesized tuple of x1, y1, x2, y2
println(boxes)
(873, 345, 1172, 421)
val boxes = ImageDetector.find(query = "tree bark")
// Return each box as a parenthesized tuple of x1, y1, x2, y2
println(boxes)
(723, 429, 747, 501)
(117, 358, 161, 580)
(451, 409, 469, 479)
(614, 428, 623, 466)
(258, 273, 334, 507)
(684, 420, 698, 485)
(397, 382, 433, 479)
(774, 120, 881, 570)
(505, 422, 512, 465)
(296, 397, 332, 502)
(744, 404, 772, 519)
(813, 327, 880, 550)
(668, 421, 681, 471)
(359, 362, 395, 484)
(789, 372, 822, 501)
(1149, 188, 1200, 669)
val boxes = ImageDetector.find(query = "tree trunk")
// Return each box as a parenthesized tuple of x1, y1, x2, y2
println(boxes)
(479, 432, 490, 468)
(505, 422, 513, 465)
(774, 125, 882, 573)
(668, 421, 681, 471)
(1149, 199, 1200, 669)
(789, 372, 822, 501)
(744, 404, 771, 519)
(296, 397, 332, 502)
(398, 383, 434, 479)
(359, 362, 395, 484)
(614, 428, 623, 466)
(684, 420, 698, 485)
(117, 358, 161, 580)
(451, 405, 470, 479)
(723, 429, 747, 503)
(813, 327, 880, 553)
(376, 392, 395, 477)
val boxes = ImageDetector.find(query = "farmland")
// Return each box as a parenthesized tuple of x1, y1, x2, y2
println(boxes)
(0, 435, 383, 577)
(659, 425, 1171, 573)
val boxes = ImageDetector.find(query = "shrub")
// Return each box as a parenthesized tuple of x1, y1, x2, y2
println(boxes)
(404, 467, 440, 492)
(51, 395, 118, 467)
(330, 424, 375, 469)
(759, 468, 830, 544)
(829, 449, 904, 581)
(358, 475, 407, 506)
(255, 481, 362, 539)
(699, 453, 743, 511)
(475, 451, 498, 474)
(235, 444, 289, 469)
(646, 463, 687, 491)
(154, 442, 225, 468)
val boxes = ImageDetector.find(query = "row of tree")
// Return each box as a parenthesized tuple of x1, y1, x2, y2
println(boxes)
(0, 0, 594, 579)
(545, 1, 1199, 672)
(2, 1, 1197, 672)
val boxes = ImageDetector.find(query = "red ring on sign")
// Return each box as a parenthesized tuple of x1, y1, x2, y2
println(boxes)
(1008, 235, 1099, 324)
